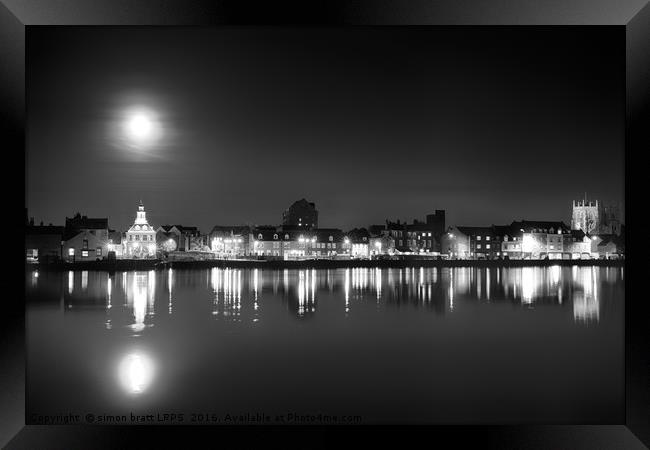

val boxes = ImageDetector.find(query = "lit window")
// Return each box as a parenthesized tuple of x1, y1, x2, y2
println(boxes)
(428, 233, 431, 237)
(68, 248, 75, 256)
(329, 236, 333, 242)
(486, 244, 490, 249)
(486, 236, 490, 241)
(96, 248, 102, 256)
(82, 250, 89, 257)
(258, 234, 263, 240)
(273, 234, 278, 240)
(477, 244, 482, 249)
(285, 234, 289, 239)
(477, 236, 481, 240)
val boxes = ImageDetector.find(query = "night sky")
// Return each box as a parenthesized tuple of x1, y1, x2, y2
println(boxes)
(27, 26, 625, 232)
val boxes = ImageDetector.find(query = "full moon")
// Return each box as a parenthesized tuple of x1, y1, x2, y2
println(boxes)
(127, 113, 154, 140)
(119, 107, 163, 150)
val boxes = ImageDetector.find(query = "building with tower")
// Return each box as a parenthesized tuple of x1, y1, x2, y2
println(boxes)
(125, 201, 157, 258)
(571, 198, 621, 236)
(571, 199, 600, 235)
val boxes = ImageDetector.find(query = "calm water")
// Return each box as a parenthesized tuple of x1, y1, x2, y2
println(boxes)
(26, 266, 624, 424)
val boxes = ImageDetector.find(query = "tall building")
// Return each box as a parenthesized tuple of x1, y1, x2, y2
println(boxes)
(282, 198, 318, 229)
(571, 198, 621, 236)
(125, 201, 157, 258)
(571, 199, 599, 234)
(426, 210, 446, 243)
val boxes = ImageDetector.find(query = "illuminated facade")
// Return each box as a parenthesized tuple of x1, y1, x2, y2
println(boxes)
(505, 221, 572, 259)
(250, 227, 348, 259)
(209, 225, 251, 258)
(125, 201, 157, 258)
(347, 228, 371, 258)
(442, 221, 579, 260)
(571, 199, 621, 236)
(62, 212, 110, 262)
(64, 230, 109, 262)
(571, 199, 599, 234)
(156, 225, 201, 251)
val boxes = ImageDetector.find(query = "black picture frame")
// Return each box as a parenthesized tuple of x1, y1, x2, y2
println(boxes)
(4, 1, 649, 448)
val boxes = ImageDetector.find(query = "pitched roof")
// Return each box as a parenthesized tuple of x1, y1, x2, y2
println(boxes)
(159, 225, 200, 234)
(491, 225, 511, 238)
(456, 226, 495, 236)
(347, 228, 371, 242)
(175, 225, 199, 233)
(570, 229, 587, 239)
(210, 225, 251, 235)
(510, 220, 570, 232)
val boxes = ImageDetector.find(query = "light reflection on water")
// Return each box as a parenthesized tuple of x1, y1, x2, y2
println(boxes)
(118, 352, 155, 395)
(50, 266, 624, 329)
(26, 265, 624, 422)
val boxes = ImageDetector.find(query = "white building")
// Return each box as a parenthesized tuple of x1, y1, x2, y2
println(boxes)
(124, 201, 157, 258)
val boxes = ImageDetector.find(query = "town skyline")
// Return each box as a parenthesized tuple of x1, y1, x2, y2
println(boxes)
(26, 194, 623, 237)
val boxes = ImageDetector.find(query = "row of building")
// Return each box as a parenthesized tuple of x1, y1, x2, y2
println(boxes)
(25, 197, 624, 263)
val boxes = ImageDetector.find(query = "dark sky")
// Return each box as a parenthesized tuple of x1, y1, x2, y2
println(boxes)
(27, 26, 625, 232)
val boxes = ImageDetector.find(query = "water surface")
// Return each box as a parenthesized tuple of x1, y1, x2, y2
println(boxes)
(26, 266, 624, 424)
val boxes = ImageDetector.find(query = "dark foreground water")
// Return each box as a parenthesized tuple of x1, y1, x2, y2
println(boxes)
(26, 266, 624, 424)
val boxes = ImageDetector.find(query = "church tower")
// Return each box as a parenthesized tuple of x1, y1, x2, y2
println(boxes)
(571, 197, 599, 234)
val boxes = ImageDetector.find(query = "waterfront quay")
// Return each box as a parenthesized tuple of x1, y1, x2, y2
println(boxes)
(27, 257, 624, 272)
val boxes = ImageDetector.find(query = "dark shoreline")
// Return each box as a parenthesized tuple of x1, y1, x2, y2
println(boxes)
(26, 258, 625, 272)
